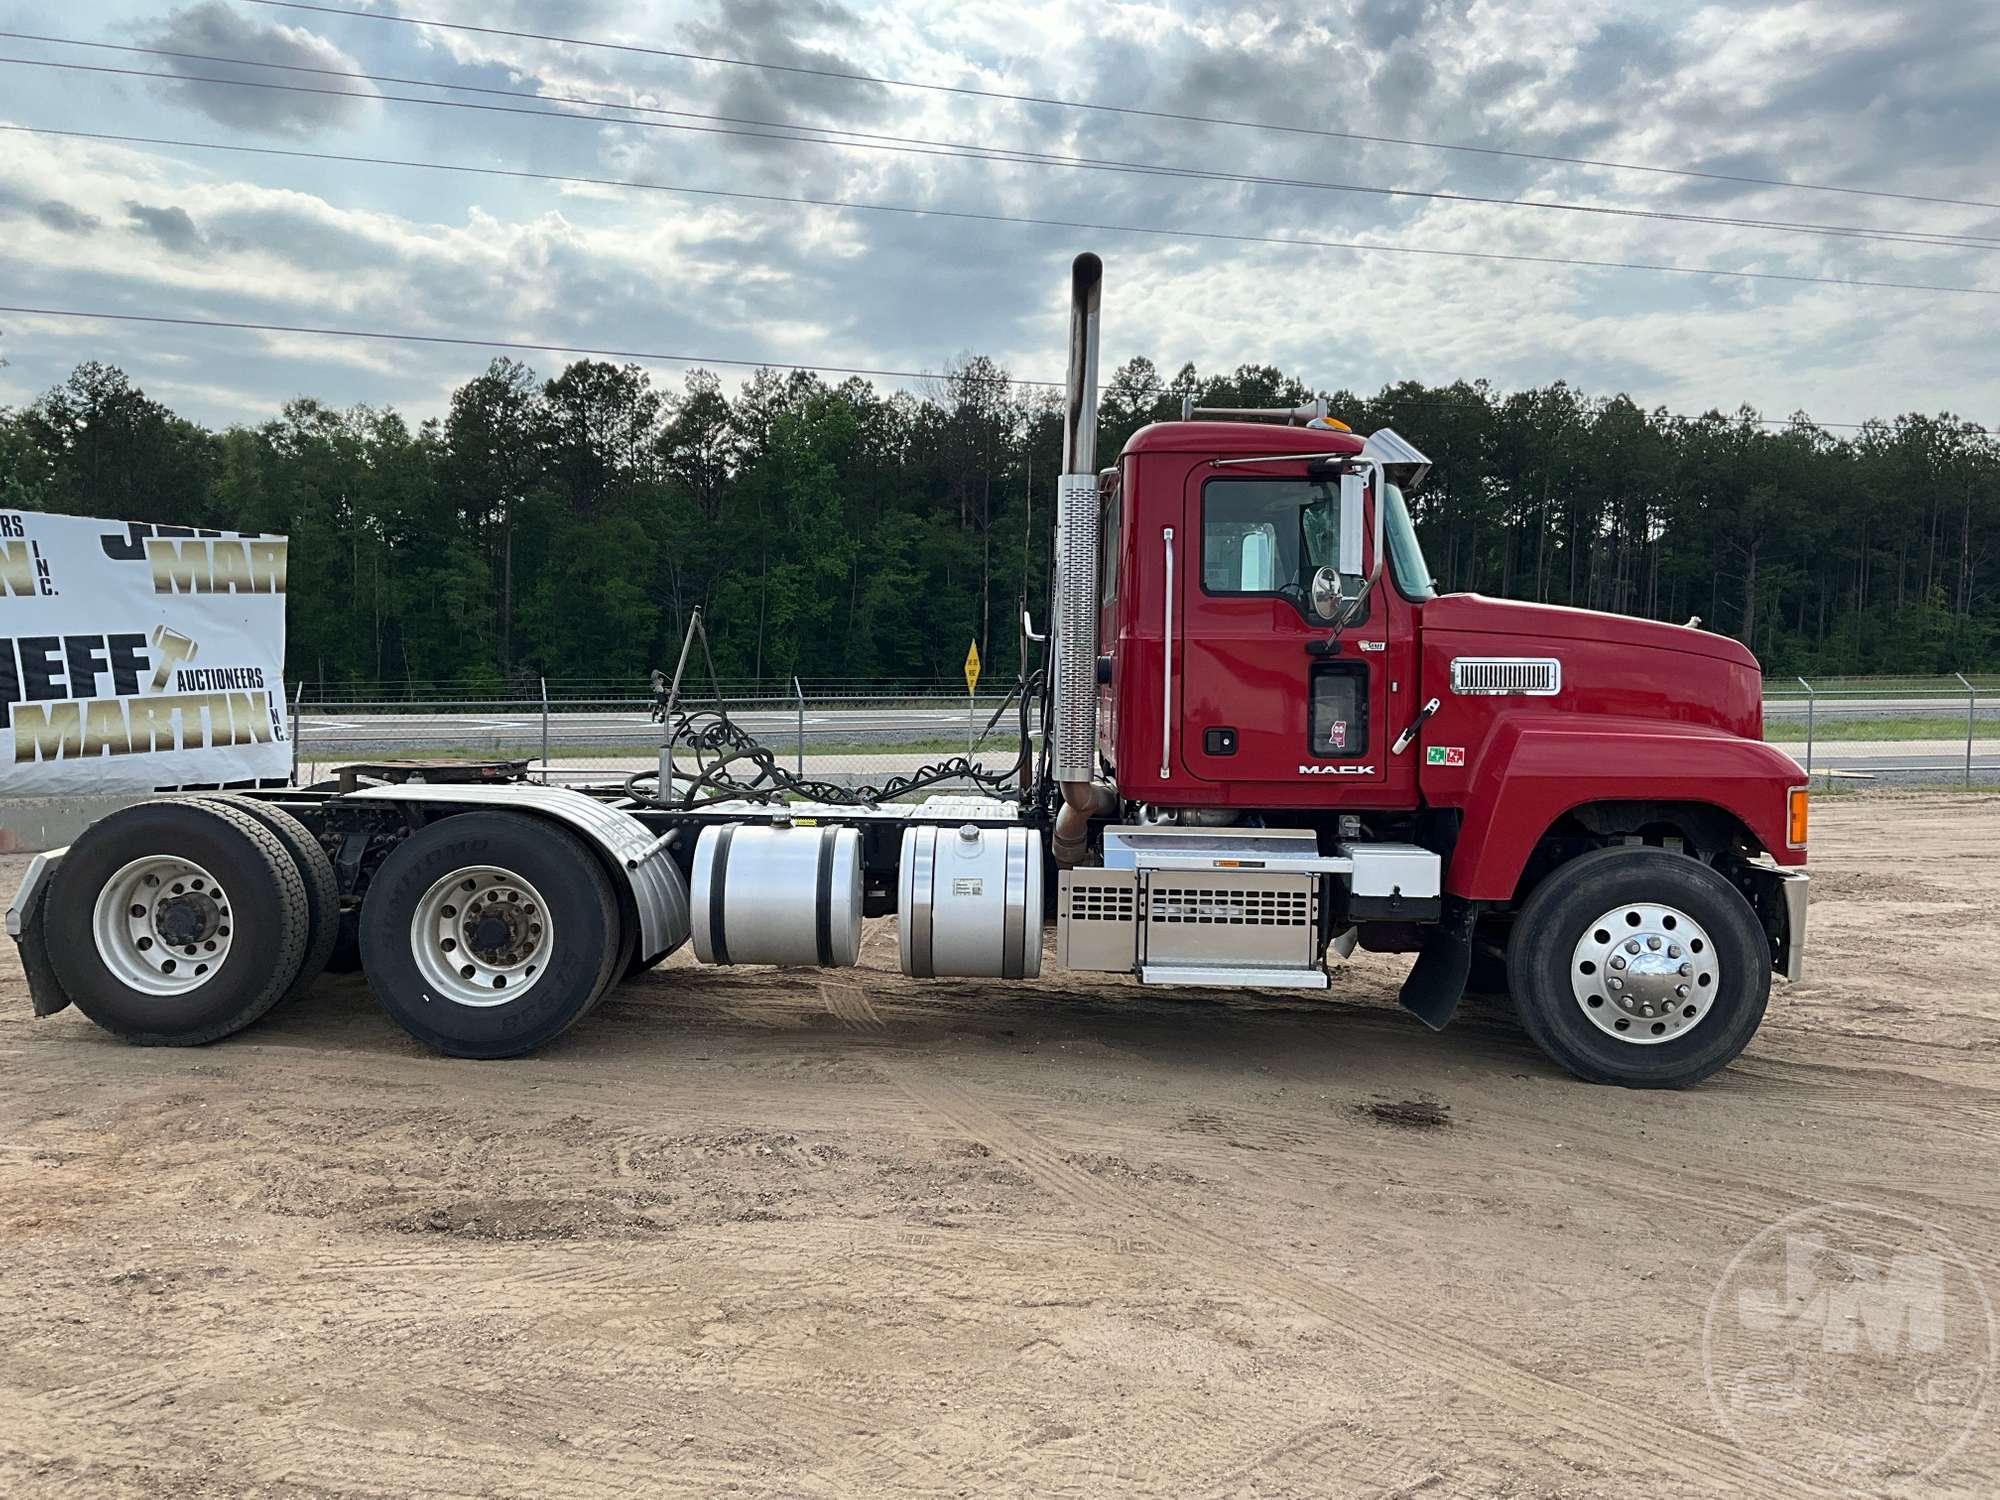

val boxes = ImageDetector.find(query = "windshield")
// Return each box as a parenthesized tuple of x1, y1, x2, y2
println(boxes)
(1384, 482, 1436, 601)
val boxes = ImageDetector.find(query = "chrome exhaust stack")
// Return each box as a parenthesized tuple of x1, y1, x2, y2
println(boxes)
(1051, 253, 1116, 863)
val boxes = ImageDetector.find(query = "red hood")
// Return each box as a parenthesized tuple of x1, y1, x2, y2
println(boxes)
(1421, 594, 1760, 670)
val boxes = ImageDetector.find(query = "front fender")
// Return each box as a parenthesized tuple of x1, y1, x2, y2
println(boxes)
(1442, 717, 1804, 902)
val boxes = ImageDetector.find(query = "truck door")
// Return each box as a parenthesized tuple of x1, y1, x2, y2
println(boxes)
(1175, 467, 1414, 800)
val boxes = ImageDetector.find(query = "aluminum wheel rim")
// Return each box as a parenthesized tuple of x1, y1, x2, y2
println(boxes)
(1570, 901, 1719, 1045)
(91, 855, 235, 997)
(409, 865, 553, 1008)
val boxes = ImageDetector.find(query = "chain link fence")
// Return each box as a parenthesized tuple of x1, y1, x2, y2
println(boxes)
(1763, 675, 1998, 789)
(290, 681, 1038, 796)
(289, 675, 1998, 794)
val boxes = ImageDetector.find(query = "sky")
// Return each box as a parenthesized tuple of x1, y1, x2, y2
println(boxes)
(0, 0, 1996, 430)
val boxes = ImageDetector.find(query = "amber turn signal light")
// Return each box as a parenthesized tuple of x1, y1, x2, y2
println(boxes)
(1787, 787, 1809, 849)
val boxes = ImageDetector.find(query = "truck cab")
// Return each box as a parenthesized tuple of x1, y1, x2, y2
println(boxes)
(1099, 418, 1423, 811)
(1089, 410, 1805, 908)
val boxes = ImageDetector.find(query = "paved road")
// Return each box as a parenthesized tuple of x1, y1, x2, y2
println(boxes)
(295, 705, 1034, 754)
(298, 699, 1996, 751)
(294, 734, 1997, 791)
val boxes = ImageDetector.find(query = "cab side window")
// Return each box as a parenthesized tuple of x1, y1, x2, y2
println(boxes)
(1200, 477, 1364, 622)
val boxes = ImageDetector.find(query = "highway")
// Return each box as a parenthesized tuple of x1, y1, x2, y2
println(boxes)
(295, 696, 1996, 748)
(291, 702, 1997, 786)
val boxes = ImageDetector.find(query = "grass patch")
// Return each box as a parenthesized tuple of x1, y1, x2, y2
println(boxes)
(1765, 715, 1988, 743)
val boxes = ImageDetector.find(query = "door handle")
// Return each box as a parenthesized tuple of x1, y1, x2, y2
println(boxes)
(1392, 697, 1441, 756)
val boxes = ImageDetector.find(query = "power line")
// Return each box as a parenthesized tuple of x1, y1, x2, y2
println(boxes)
(0, 304, 1980, 433)
(238, 0, 2000, 215)
(0, 303, 1048, 386)
(10, 43, 1997, 256)
(13, 122, 1999, 302)
(7, 113, 1992, 304)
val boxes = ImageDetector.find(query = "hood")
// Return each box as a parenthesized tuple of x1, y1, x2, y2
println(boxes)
(1421, 594, 1760, 670)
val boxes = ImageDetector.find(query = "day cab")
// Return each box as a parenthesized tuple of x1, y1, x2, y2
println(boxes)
(1071, 405, 1808, 1085)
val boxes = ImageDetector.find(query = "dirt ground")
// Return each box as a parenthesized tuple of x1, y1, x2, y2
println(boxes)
(3, 794, 1997, 1499)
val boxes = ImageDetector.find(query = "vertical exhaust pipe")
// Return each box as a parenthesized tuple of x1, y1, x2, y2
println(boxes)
(1061, 254, 1102, 475)
(1051, 253, 1115, 863)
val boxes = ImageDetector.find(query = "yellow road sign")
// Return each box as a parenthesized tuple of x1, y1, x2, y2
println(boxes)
(963, 640, 981, 696)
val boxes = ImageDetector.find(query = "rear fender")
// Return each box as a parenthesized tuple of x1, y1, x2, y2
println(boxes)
(1444, 718, 1802, 902)
(334, 785, 691, 963)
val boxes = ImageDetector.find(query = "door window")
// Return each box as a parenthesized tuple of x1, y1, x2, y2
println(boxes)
(1200, 477, 1364, 620)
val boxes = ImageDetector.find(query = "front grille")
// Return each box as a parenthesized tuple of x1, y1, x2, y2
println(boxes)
(1450, 657, 1561, 696)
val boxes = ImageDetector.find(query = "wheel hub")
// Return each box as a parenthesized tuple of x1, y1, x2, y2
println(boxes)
(1570, 901, 1719, 1045)
(411, 866, 553, 1008)
(156, 891, 219, 947)
(91, 856, 235, 996)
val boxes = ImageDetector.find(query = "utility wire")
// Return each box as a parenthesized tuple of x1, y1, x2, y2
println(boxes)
(0, 304, 1045, 386)
(10, 121, 1996, 300)
(238, 0, 2000, 215)
(14, 123, 2000, 302)
(0, 304, 1981, 433)
(8, 43, 1996, 255)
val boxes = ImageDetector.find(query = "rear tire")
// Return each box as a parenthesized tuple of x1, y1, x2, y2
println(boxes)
(359, 812, 624, 1058)
(1507, 846, 1769, 1088)
(191, 797, 339, 1006)
(46, 800, 311, 1045)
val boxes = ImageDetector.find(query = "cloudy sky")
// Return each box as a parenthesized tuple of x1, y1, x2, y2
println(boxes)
(0, 0, 1996, 429)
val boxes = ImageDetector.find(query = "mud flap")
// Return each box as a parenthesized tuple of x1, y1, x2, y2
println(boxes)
(1398, 895, 1476, 1032)
(9, 852, 72, 1018)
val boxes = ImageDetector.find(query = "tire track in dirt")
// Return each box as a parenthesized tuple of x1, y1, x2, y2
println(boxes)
(819, 977, 1830, 1499)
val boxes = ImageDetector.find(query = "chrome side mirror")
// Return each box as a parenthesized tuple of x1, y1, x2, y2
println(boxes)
(1309, 566, 1343, 622)
(1337, 471, 1367, 582)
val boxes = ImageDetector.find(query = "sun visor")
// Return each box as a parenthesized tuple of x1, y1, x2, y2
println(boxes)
(1362, 428, 1432, 490)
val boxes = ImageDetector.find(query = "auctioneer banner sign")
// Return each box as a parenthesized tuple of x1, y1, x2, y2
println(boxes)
(0, 510, 290, 794)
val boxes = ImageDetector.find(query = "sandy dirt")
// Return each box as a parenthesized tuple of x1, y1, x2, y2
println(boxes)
(2, 794, 1997, 1498)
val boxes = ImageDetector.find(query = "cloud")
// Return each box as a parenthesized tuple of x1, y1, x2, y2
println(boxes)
(677, 0, 891, 140)
(139, 0, 379, 136)
(34, 200, 100, 234)
(125, 202, 205, 253)
(0, 0, 1992, 430)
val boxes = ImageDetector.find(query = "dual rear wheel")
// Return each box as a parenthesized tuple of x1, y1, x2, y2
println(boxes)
(47, 797, 336, 1046)
(357, 812, 625, 1058)
(45, 802, 627, 1059)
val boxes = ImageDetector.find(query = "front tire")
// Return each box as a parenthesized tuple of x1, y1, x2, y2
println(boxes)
(1506, 846, 1770, 1088)
(359, 812, 623, 1058)
(45, 800, 312, 1045)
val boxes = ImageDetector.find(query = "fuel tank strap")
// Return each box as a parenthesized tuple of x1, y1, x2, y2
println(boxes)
(814, 825, 837, 967)
(708, 824, 735, 966)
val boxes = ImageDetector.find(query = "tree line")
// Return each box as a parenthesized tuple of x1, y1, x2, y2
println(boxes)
(0, 353, 1992, 695)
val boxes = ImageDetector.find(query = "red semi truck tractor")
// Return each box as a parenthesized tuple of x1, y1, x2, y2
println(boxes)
(8, 255, 1807, 1088)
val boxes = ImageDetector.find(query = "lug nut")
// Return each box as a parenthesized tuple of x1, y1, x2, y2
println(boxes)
(1611, 955, 1627, 970)
(1647, 936, 1662, 951)
(1608, 977, 1624, 991)
(1676, 984, 1690, 998)
(1668, 945, 1681, 959)
(1679, 962, 1692, 976)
